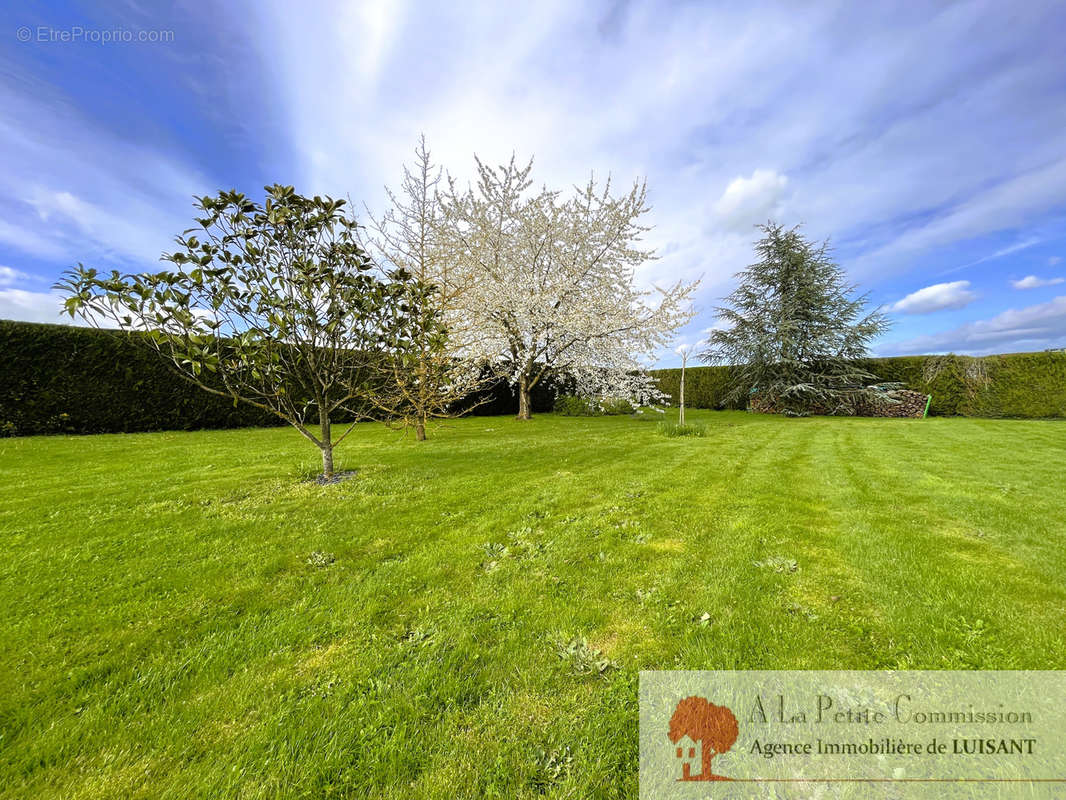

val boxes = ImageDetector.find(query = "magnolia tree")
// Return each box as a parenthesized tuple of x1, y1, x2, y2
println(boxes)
(363, 137, 494, 439)
(55, 186, 427, 479)
(442, 155, 697, 419)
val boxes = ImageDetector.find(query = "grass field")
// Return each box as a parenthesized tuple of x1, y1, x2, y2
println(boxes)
(2, 410, 1065, 798)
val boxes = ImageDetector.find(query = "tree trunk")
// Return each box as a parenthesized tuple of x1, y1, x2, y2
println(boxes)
(516, 375, 532, 420)
(319, 407, 333, 478)
(415, 420, 426, 441)
(320, 444, 334, 478)
(679, 363, 686, 426)
(700, 743, 715, 780)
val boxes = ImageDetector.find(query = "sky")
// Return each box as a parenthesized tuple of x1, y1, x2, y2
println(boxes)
(2, 0, 1066, 366)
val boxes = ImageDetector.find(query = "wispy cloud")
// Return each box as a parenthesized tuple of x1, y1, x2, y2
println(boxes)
(0, 266, 33, 286)
(0, 47, 224, 271)
(1011, 275, 1064, 289)
(1, 0, 1065, 362)
(881, 295, 1066, 355)
(939, 237, 1043, 276)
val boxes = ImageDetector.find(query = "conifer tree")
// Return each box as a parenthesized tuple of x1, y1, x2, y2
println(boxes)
(701, 221, 889, 415)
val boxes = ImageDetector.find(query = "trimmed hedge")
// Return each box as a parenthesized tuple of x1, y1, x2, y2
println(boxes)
(0, 320, 277, 435)
(4, 319, 1064, 435)
(651, 352, 1066, 419)
(0, 320, 560, 436)
(651, 365, 744, 412)
(553, 394, 634, 416)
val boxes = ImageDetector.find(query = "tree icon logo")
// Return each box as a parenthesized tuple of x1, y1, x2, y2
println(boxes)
(668, 696, 739, 781)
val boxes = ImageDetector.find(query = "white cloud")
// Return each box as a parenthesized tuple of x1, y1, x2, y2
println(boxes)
(890, 281, 977, 314)
(701, 318, 733, 336)
(1, 0, 1064, 353)
(0, 219, 69, 261)
(0, 289, 85, 325)
(1012, 275, 1064, 289)
(0, 266, 33, 286)
(244, 0, 1066, 353)
(712, 169, 789, 231)
(1048, 256, 1062, 266)
(0, 78, 216, 270)
(849, 158, 1066, 280)
(880, 295, 1066, 355)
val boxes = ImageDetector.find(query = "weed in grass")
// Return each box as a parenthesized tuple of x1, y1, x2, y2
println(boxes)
(399, 628, 435, 646)
(656, 420, 707, 437)
(754, 555, 799, 573)
(479, 541, 509, 572)
(306, 551, 336, 569)
(296, 675, 340, 701)
(635, 586, 658, 608)
(954, 616, 988, 645)
(786, 603, 819, 621)
(531, 745, 573, 792)
(507, 528, 552, 559)
(555, 636, 617, 676)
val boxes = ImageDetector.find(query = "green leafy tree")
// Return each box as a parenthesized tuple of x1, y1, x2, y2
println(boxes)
(55, 185, 426, 478)
(701, 222, 889, 415)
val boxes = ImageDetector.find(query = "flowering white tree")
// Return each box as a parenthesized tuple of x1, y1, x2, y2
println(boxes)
(442, 156, 698, 419)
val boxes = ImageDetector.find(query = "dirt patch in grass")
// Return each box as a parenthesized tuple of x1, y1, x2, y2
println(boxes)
(305, 470, 358, 486)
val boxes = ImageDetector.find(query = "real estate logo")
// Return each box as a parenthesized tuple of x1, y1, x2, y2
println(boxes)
(668, 695, 739, 781)
(642, 672, 1066, 799)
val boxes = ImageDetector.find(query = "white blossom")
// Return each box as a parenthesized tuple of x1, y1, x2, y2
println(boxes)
(442, 155, 698, 417)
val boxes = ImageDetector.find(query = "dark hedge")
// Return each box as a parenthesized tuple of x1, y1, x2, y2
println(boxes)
(0, 319, 559, 436)
(651, 352, 1066, 418)
(4, 319, 1064, 435)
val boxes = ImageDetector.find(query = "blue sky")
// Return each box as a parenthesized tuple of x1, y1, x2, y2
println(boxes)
(2, 0, 1066, 366)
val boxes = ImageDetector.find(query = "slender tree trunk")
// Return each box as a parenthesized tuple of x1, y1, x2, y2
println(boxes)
(516, 375, 532, 420)
(319, 407, 333, 478)
(415, 419, 426, 441)
(679, 361, 686, 426)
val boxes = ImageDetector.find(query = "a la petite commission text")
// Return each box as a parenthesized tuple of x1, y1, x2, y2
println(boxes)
(749, 694, 1033, 725)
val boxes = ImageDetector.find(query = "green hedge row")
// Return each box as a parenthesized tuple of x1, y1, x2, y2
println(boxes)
(651, 352, 1066, 418)
(0, 320, 560, 436)
(4, 319, 1064, 435)
(0, 320, 278, 435)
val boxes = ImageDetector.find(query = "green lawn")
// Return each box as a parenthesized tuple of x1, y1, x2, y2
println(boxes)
(2, 411, 1065, 798)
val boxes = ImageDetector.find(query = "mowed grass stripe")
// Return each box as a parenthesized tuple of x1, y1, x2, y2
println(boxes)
(1, 411, 1064, 798)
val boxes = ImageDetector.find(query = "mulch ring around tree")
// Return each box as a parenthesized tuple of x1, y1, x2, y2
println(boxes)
(305, 470, 358, 486)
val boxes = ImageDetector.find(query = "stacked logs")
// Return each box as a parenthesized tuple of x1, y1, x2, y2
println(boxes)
(858, 389, 929, 418)
(749, 388, 930, 418)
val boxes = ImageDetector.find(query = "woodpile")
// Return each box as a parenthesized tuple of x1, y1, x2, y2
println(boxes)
(859, 389, 929, 418)
(749, 388, 930, 418)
